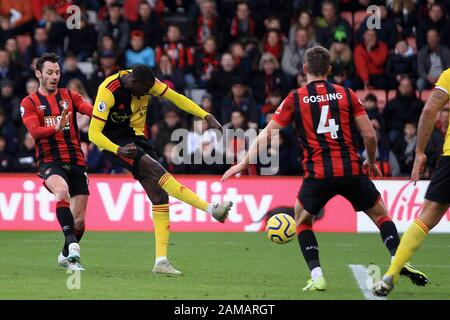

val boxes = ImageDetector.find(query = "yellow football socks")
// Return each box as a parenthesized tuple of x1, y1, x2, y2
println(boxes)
(158, 173, 209, 212)
(386, 218, 429, 281)
(152, 204, 170, 260)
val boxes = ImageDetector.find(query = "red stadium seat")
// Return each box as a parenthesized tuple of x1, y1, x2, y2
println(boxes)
(341, 11, 353, 29)
(356, 89, 387, 111)
(421, 89, 432, 103)
(16, 35, 31, 54)
(354, 11, 369, 32)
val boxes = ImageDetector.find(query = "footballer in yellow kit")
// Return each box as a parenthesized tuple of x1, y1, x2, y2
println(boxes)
(374, 68, 450, 296)
(88, 65, 233, 275)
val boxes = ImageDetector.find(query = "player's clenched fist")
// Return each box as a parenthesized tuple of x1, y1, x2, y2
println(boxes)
(117, 143, 137, 158)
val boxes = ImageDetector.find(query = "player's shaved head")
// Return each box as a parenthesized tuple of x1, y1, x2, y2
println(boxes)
(131, 64, 155, 84)
(126, 64, 156, 97)
(304, 46, 331, 77)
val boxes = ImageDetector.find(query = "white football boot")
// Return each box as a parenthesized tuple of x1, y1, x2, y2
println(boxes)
(211, 201, 233, 223)
(57, 252, 70, 268)
(67, 243, 81, 263)
(152, 260, 182, 275)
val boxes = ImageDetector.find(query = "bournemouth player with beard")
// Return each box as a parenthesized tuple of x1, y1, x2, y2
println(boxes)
(20, 53, 93, 271)
(222, 46, 428, 291)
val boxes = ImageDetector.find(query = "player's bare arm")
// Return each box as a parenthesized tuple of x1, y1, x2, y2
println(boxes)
(355, 114, 382, 177)
(411, 89, 449, 185)
(221, 120, 283, 181)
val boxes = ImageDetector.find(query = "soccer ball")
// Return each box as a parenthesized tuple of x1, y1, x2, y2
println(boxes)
(265, 213, 296, 244)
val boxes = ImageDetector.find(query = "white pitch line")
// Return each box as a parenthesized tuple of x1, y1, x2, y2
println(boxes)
(349, 264, 387, 300)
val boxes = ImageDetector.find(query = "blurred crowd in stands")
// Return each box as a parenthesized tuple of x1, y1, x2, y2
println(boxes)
(0, 0, 449, 178)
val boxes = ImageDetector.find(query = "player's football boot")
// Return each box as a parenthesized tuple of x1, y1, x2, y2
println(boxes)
(302, 276, 327, 291)
(152, 260, 182, 275)
(212, 201, 233, 223)
(373, 275, 395, 297)
(67, 261, 85, 271)
(57, 252, 70, 268)
(67, 243, 81, 263)
(400, 262, 429, 286)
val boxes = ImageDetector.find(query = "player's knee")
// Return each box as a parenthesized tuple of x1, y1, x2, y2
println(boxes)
(296, 211, 313, 226)
(139, 156, 165, 181)
(54, 187, 70, 201)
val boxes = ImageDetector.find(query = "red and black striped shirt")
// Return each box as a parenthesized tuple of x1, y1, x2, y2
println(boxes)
(272, 80, 366, 179)
(20, 88, 93, 168)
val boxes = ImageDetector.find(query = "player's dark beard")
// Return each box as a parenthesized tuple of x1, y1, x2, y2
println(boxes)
(43, 78, 57, 93)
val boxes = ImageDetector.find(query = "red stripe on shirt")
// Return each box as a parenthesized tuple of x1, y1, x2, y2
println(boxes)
(299, 87, 325, 179)
(340, 88, 361, 175)
(160, 84, 169, 96)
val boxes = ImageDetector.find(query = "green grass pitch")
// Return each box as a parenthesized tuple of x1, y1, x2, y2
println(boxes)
(0, 231, 449, 300)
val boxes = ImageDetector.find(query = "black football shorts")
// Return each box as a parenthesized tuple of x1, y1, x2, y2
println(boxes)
(102, 135, 159, 180)
(38, 162, 89, 197)
(425, 155, 450, 204)
(298, 175, 381, 215)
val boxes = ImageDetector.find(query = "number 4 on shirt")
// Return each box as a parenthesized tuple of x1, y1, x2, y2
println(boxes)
(317, 105, 339, 139)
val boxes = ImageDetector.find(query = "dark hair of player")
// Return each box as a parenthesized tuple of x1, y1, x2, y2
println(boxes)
(131, 64, 155, 86)
(36, 53, 59, 72)
(305, 46, 331, 76)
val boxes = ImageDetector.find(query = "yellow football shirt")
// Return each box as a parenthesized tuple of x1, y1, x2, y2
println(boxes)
(89, 70, 210, 154)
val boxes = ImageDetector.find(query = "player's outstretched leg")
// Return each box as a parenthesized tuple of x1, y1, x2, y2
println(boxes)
(139, 155, 233, 222)
(295, 201, 326, 292)
(374, 200, 448, 296)
(158, 172, 232, 222)
(365, 200, 428, 288)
